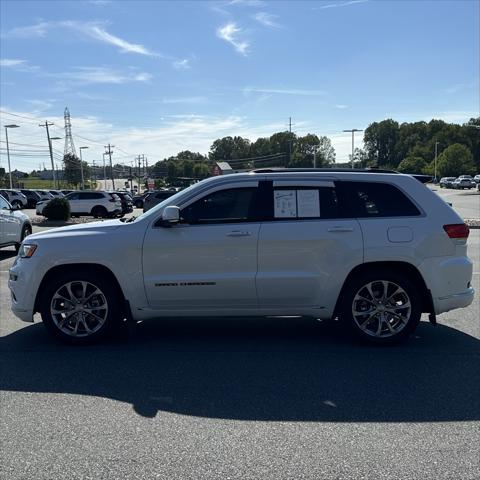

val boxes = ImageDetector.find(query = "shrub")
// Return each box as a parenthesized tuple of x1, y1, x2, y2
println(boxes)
(43, 197, 71, 221)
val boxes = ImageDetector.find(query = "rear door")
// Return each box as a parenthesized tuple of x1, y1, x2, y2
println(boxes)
(256, 179, 363, 310)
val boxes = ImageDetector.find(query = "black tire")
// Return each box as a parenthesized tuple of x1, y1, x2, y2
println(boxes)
(14, 224, 32, 253)
(134, 200, 143, 209)
(339, 269, 422, 345)
(91, 206, 108, 218)
(40, 269, 122, 344)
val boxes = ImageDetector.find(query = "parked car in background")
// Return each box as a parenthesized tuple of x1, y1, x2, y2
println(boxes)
(10, 170, 474, 345)
(49, 190, 65, 198)
(0, 189, 28, 209)
(36, 190, 122, 218)
(17, 189, 41, 208)
(142, 189, 176, 212)
(0, 194, 32, 252)
(439, 177, 456, 188)
(35, 190, 55, 202)
(474, 174, 480, 183)
(132, 192, 148, 209)
(453, 177, 476, 189)
(109, 191, 133, 215)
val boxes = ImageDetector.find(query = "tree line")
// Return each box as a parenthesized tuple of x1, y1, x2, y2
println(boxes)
(51, 116, 479, 189)
(361, 117, 479, 176)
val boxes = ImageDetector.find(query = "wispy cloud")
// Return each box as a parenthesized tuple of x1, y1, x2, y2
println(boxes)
(253, 12, 282, 28)
(217, 22, 250, 56)
(25, 99, 55, 112)
(443, 84, 467, 94)
(316, 0, 368, 10)
(5, 21, 160, 57)
(335, 104, 348, 109)
(57, 67, 153, 85)
(0, 58, 39, 72)
(81, 24, 159, 56)
(162, 96, 208, 105)
(173, 59, 191, 69)
(229, 0, 265, 6)
(244, 87, 328, 96)
(88, 0, 112, 5)
(0, 58, 26, 67)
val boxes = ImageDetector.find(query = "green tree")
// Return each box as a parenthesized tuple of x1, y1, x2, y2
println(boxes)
(63, 153, 82, 187)
(434, 143, 476, 177)
(363, 119, 400, 167)
(209, 136, 251, 162)
(397, 156, 428, 174)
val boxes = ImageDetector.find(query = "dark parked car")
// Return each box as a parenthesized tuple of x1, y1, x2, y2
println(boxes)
(142, 189, 175, 212)
(132, 192, 149, 209)
(109, 191, 133, 214)
(18, 189, 42, 208)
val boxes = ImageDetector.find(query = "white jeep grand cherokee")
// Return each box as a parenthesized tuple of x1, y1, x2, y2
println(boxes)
(9, 170, 474, 345)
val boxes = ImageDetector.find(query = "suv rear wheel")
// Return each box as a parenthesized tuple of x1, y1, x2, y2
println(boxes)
(91, 206, 108, 218)
(40, 269, 121, 344)
(340, 269, 421, 345)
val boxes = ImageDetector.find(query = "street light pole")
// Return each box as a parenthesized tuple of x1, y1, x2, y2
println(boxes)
(79, 146, 89, 190)
(4, 124, 19, 188)
(343, 128, 363, 168)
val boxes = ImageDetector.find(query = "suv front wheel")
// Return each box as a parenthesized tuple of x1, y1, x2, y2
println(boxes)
(40, 269, 121, 344)
(340, 270, 422, 345)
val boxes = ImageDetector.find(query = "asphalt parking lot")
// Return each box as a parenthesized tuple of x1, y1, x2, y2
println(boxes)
(1, 188, 479, 480)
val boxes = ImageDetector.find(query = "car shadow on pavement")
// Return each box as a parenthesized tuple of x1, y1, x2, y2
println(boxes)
(1, 317, 479, 422)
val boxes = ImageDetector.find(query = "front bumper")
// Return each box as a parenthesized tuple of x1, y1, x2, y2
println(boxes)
(8, 258, 42, 323)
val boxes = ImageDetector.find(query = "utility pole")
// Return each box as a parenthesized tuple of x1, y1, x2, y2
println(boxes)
(105, 144, 115, 190)
(92, 160, 96, 186)
(434, 141, 439, 182)
(4, 124, 20, 189)
(39, 121, 57, 188)
(343, 128, 363, 168)
(79, 146, 89, 190)
(102, 153, 107, 187)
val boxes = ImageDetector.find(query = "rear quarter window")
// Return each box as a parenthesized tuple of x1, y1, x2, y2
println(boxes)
(341, 181, 421, 217)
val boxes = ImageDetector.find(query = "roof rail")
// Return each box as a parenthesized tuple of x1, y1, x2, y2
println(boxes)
(252, 167, 398, 174)
(251, 168, 432, 183)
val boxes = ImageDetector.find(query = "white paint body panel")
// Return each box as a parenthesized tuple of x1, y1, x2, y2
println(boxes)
(8, 172, 474, 324)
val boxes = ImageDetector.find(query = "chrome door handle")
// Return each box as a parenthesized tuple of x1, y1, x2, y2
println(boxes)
(327, 226, 354, 232)
(226, 231, 251, 237)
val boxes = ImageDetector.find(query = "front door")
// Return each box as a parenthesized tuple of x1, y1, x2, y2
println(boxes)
(142, 182, 261, 312)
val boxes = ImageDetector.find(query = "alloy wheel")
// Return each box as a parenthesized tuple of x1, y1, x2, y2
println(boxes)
(351, 280, 411, 338)
(50, 280, 109, 337)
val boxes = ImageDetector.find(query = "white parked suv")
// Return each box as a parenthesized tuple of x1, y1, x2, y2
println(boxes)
(36, 190, 122, 218)
(9, 170, 474, 345)
(0, 195, 32, 252)
(0, 189, 28, 209)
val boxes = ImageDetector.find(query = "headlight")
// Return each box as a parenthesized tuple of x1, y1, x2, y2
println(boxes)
(18, 244, 37, 258)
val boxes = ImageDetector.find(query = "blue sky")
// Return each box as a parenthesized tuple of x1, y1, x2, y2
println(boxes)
(0, 0, 479, 171)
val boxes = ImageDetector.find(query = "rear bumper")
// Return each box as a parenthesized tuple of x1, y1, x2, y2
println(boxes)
(419, 255, 474, 315)
(435, 287, 475, 314)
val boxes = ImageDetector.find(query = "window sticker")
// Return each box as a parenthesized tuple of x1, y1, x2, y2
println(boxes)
(274, 190, 297, 218)
(297, 189, 320, 217)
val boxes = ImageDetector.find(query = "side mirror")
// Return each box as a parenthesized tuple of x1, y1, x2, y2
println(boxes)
(160, 206, 180, 227)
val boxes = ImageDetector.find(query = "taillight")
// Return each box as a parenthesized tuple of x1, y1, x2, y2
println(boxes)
(443, 224, 469, 239)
